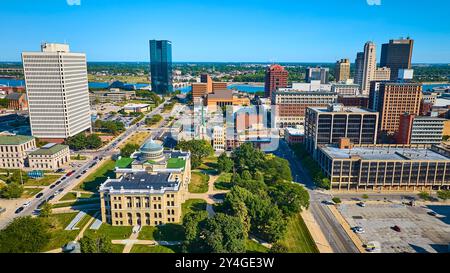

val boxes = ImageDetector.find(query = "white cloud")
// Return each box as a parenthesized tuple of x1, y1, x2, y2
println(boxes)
(367, 0, 382, 5)
(67, 0, 81, 5)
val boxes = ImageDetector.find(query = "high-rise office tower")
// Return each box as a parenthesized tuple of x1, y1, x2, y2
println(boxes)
(335, 59, 351, 82)
(150, 40, 173, 94)
(22, 43, 91, 142)
(306, 67, 329, 84)
(264, 64, 288, 98)
(380, 38, 414, 80)
(354, 52, 364, 88)
(370, 82, 422, 136)
(360, 42, 377, 95)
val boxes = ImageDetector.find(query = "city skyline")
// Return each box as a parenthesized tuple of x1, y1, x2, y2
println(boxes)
(1, 0, 450, 62)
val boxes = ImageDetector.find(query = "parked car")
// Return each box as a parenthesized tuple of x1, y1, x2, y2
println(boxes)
(50, 184, 56, 189)
(23, 201, 31, 208)
(66, 171, 75, 177)
(427, 211, 438, 217)
(47, 196, 55, 202)
(392, 225, 401, 232)
(56, 168, 65, 173)
(15, 207, 24, 214)
(357, 202, 366, 207)
(36, 192, 44, 199)
(352, 226, 365, 234)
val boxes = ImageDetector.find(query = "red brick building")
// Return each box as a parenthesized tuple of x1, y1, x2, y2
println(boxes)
(396, 113, 415, 144)
(5, 92, 28, 111)
(264, 64, 288, 98)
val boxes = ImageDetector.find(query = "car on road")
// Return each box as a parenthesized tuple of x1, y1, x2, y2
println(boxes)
(352, 226, 365, 234)
(23, 201, 32, 208)
(15, 207, 24, 214)
(365, 242, 377, 252)
(58, 188, 65, 193)
(36, 192, 44, 199)
(55, 181, 62, 186)
(66, 171, 75, 177)
(56, 168, 65, 173)
(76, 175, 82, 179)
(50, 184, 56, 189)
(357, 202, 366, 207)
(47, 196, 55, 202)
(392, 225, 402, 232)
(322, 200, 335, 205)
(37, 201, 46, 209)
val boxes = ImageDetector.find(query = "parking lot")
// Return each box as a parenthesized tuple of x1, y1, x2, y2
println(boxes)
(338, 203, 450, 253)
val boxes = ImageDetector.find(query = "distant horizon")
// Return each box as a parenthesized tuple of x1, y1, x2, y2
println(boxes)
(0, 61, 449, 65)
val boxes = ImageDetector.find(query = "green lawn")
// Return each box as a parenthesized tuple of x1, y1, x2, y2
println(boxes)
(189, 172, 209, 193)
(74, 159, 116, 192)
(71, 155, 87, 161)
(43, 213, 79, 252)
(214, 173, 233, 190)
(60, 192, 97, 201)
(75, 214, 93, 229)
(138, 224, 184, 241)
(52, 199, 99, 209)
(246, 239, 269, 253)
(21, 187, 43, 198)
(84, 223, 132, 240)
(279, 214, 319, 253)
(196, 156, 219, 174)
(182, 199, 207, 219)
(130, 244, 181, 253)
(111, 244, 125, 253)
(24, 174, 62, 187)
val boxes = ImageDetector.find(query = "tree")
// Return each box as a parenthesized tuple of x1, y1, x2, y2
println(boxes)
(79, 233, 112, 253)
(86, 134, 103, 149)
(176, 140, 214, 169)
(232, 143, 265, 173)
(8, 170, 29, 185)
(332, 197, 341, 204)
(263, 156, 292, 185)
(269, 242, 289, 253)
(0, 217, 50, 253)
(200, 213, 247, 253)
(270, 182, 310, 217)
(1, 183, 24, 199)
(182, 211, 209, 253)
(217, 153, 233, 174)
(120, 143, 139, 158)
(39, 203, 53, 218)
(418, 191, 432, 201)
(437, 190, 450, 201)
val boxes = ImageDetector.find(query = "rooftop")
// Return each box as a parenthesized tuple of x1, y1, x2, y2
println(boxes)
(29, 144, 68, 156)
(208, 89, 233, 100)
(0, 135, 34, 145)
(102, 172, 178, 192)
(311, 104, 376, 114)
(321, 145, 450, 161)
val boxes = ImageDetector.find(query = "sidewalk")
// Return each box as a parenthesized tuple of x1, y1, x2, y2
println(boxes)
(327, 205, 366, 253)
(301, 209, 333, 253)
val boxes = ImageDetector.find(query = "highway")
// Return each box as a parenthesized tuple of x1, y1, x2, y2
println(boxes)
(272, 140, 359, 253)
(0, 99, 182, 230)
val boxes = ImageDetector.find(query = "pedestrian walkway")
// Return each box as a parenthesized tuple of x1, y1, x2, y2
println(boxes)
(90, 217, 103, 230)
(65, 211, 86, 231)
(301, 209, 333, 253)
(327, 205, 365, 253)
(75, 212, 99, 241)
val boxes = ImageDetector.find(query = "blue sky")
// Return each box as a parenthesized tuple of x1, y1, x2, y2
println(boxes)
(1, 0, 449, 62)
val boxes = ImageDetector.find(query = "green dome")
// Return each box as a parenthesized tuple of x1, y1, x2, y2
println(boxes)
(141, 139, 163, 153)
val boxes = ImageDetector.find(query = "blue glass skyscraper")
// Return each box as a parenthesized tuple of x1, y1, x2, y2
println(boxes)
(150, 40, 173, 93)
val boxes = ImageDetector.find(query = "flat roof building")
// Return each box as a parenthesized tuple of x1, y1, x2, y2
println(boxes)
(316, 142, 450, 191)
(305, 104, 378, 156)
(22, 43, 92, 142)
(335, 59, 351, 82)
(0, 135, 36, 169)
(28, 143, 70, 171)
(397, 114, 445, 145)
(264, 64, 288, 98)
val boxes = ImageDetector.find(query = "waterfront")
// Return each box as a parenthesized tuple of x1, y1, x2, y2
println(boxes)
(0, 77, 447, 94)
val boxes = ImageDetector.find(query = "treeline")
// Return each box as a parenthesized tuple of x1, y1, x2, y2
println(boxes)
(182, 143, 310, 253)
(290, 144, 330, 189)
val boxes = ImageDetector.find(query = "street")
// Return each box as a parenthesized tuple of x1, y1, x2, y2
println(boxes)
(272, 140, 359, 253)
(0, 99, 185, 230)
